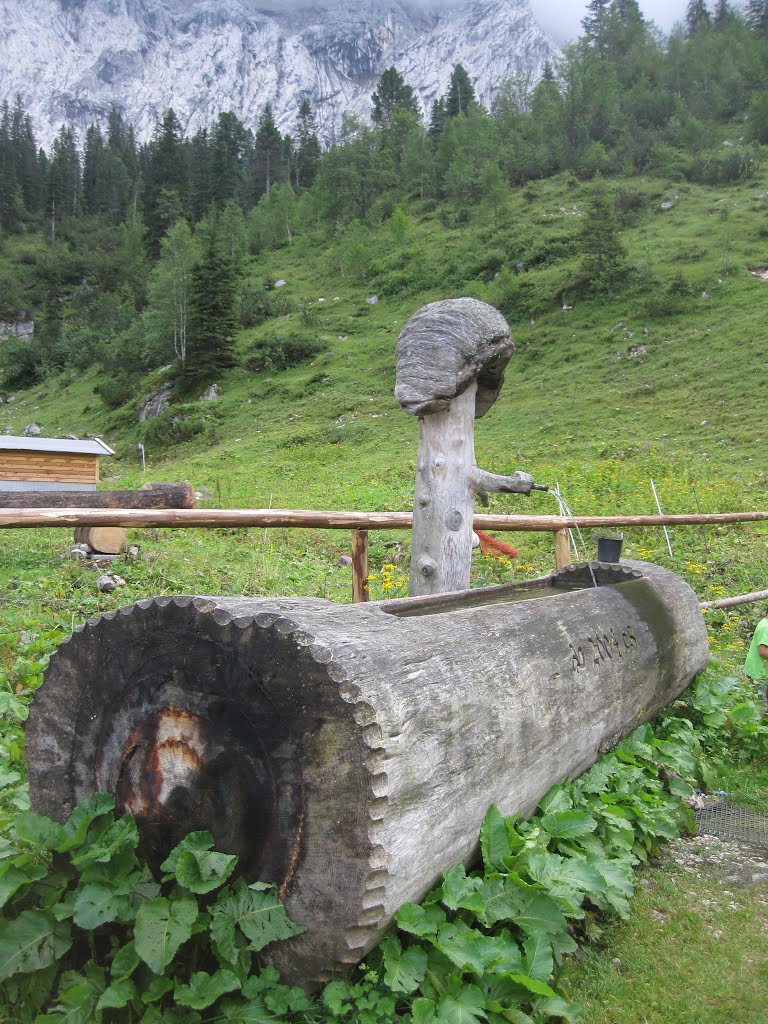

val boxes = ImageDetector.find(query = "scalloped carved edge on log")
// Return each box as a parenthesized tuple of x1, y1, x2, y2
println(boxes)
(28, 562, 710, 987)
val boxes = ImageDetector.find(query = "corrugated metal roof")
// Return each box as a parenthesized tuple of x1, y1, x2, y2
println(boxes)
(0, 436, 115, 456)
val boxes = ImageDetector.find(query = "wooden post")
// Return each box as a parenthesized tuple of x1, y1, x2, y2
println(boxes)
(554, 528, 571, 570)
(395, 298, 537, 597)
(351, 529, 369, 603)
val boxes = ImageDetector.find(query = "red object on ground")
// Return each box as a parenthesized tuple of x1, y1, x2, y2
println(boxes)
(475, 530, 520, 559)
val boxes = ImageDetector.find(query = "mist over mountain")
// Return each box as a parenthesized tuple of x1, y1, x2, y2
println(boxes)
(0, 0, 556, 147)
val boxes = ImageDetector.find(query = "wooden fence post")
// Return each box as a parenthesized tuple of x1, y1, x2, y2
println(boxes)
(351, 529, 369, 603)
(554, 527, 571, 570)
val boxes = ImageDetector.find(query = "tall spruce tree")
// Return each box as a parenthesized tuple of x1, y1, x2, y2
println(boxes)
(253, 103, 284, 198)
(143, 108, 188, 253)
(295, 98, 321, 189)
(580, 174, 627, 289)
(747, 1, 768, 36)
(185, 208, 239, 380)
(0, 102, 22, 231)
(210, 111, 251, 207)
(371, 67, 420, 129)
(713, 0, 735, 28)
(446, 65, 477, 117)
(686, 0, 711, 33)
(582, 0, 611, 53)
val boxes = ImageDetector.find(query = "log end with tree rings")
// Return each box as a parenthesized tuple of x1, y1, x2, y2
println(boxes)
(26, 562, 710, 986)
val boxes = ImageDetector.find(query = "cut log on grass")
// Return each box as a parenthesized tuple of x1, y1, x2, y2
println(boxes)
(0, 481, 196, 509)
(27, 560, 708, 986)
(74, 526, 127, 554)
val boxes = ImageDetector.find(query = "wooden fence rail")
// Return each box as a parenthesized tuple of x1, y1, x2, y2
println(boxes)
(2, 507, 766, 603)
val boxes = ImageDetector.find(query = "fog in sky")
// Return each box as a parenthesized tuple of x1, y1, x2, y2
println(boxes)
(529, 0, 690, 41)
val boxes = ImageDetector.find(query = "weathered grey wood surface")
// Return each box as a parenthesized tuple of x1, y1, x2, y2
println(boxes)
(27, 561, 708, 986)
(396, 298, 537, 595)
(0, 482, 196, 508)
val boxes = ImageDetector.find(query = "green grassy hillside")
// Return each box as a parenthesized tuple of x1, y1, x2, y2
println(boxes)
(1, 169, 766, 610)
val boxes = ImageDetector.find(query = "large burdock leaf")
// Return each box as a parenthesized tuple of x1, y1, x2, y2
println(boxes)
(175, 849, 238, 894)
(540, 810, 597, 840)
(134, 896, 198, 973)
(210, 880, 304, 955)
(381, 935, 427, 993)
(72, 883, 133, 928)
(0, 909, 72, 980)
(175, 968, 241, 1009)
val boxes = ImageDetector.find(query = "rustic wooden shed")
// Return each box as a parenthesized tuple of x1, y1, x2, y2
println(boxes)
(0, 435, 115, 491)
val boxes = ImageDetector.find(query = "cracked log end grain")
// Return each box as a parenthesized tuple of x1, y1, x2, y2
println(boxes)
(26, 564, 709, 986)
(394, 297, 514, 418)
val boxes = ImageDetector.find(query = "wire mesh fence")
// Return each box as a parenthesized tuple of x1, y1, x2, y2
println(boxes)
(695, 801, 768, 851)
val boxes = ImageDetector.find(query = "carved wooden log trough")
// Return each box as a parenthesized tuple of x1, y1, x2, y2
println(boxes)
(26, 561, 709, 985)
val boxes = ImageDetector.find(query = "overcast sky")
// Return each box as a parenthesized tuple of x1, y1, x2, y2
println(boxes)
(529, 0, 690, 41)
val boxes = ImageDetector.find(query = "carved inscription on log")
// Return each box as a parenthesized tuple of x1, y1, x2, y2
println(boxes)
(569, 625, 639, 673)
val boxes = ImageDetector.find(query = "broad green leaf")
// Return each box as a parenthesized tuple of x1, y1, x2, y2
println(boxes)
(729, 701, 757, 725)
(96, 977, 137, 1011)
(533, 995, 583, 1021)
(440, 863, 483, 912)
(510, 891, 566, 936)
(174, 968, 241, 1009)
(12, 812, 62, 849)
(160, 831, 214, 877)
(0, 859, 47, 909)
(505, 973, 559, 998)
(0, 691, 29, 721)
(217, 996, 280, 1022)
(480, 805, 512, 870)
(436, 982, 487, 1023)
(209, 879, 304, 954)
(110, 941, 140, 981)
(38, 964, 106, 1024)
(141, 975, 175, 1003)
(521, 931, 553, 982)
(434, 921, 486, 975)
(382, 935, 427, 994)
(537, 786, 572, 815)
(411, 996, 439, 1024)
(540, 811, 597, 840)
(473, 928, 523, 974)
(78, 848, 142, 890)
(55, 794, 115, 853)
(474, 876, 522, 928)
(667, 775, 694, 799)
(175, 848, 238, 894)
(396, 901, 446, 937)
(72, 883, 133, 928)
(134, 896, 198, 973)
(0, 909, 72, 980)
(70, 813, 139, 869)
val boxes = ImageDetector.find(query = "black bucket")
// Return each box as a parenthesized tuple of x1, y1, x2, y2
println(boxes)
(597, 537, 623, 563)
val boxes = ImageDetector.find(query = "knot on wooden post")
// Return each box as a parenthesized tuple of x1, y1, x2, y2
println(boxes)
(395, 297, 514, 418)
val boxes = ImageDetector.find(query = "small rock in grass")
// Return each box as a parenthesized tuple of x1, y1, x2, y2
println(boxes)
(337, 555, 353, 567)
(97, 574, 116, 593)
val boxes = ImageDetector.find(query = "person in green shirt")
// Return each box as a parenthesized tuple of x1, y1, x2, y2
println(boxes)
(744, 610, 768, 702)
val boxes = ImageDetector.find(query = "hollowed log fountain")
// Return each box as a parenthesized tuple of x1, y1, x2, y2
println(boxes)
(26, 300, 709, 987)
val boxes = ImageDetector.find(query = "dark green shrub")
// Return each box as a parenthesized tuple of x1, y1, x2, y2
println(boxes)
(95, 373, 142, 409)
(243, 331, 328, 372)
(687, 148, 759, 185)
(140, 404, 213, 447)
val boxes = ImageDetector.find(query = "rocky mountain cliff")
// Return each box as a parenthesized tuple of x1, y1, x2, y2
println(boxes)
(0, 0, 555, 146)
